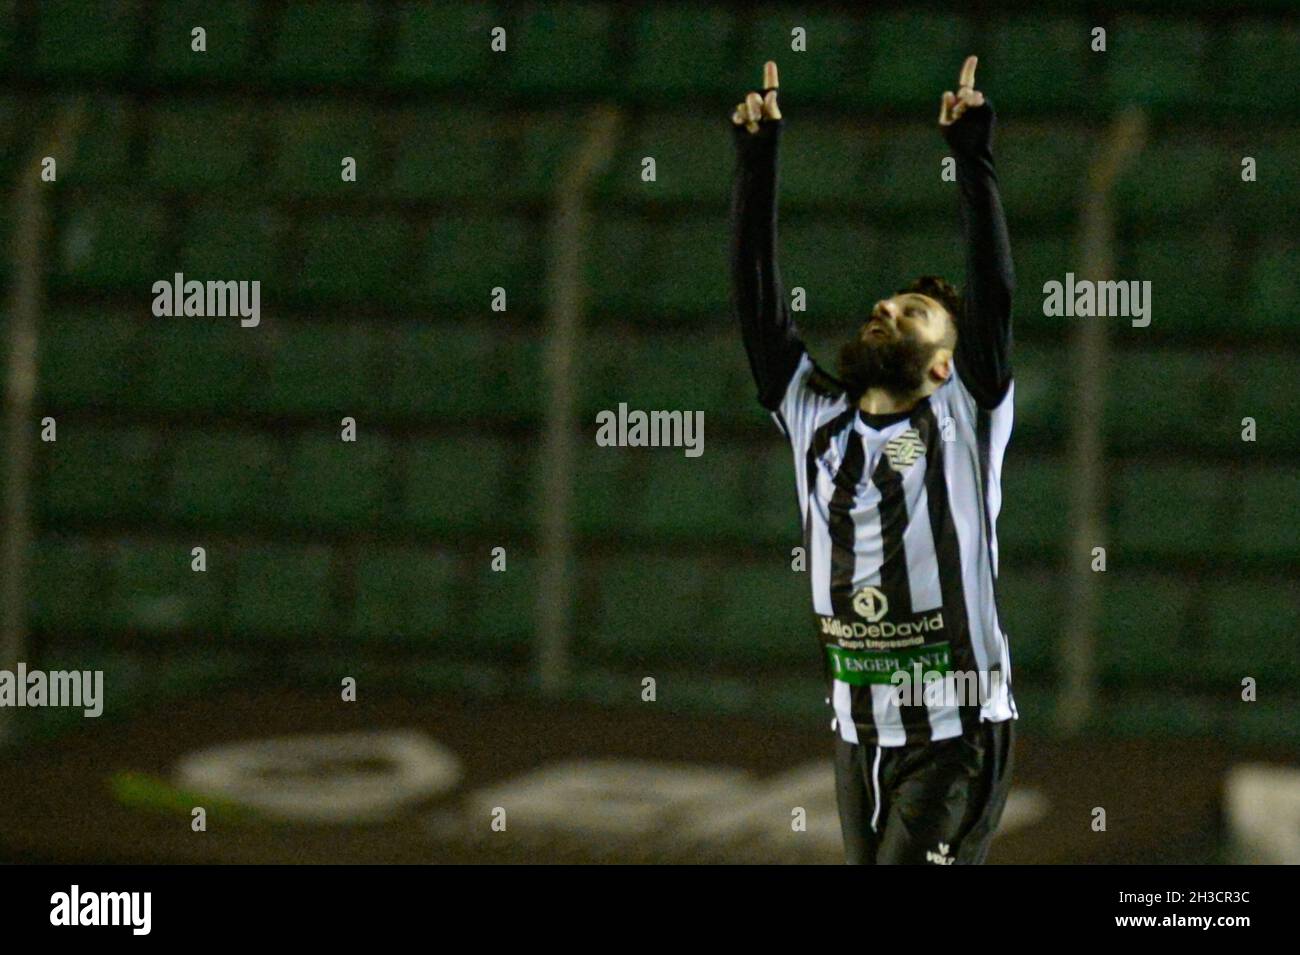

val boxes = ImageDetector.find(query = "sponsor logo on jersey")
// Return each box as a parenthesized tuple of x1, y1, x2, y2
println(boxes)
(823, 610, 945, 644)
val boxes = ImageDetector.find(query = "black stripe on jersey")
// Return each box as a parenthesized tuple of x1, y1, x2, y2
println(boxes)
(870, 457, 913, 616)
(827, 428, 866, 616)
(915, 403, 980, 736)
(805, 406, 858, 615)
(831, 428, 887, 739)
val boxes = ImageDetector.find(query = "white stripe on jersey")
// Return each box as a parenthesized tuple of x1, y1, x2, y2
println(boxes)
(832, 680, 858, 744)
(898, 460, 943, 612)
(870, 683, 907, 747)
(775, 353, 1017, 747)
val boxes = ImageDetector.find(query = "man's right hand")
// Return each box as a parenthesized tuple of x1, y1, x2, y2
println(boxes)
(938, 55, 986, 128)
(732, 60, 782, 133)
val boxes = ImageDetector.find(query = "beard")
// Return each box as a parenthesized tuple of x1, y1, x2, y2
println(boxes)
(837, 332, 938, 400)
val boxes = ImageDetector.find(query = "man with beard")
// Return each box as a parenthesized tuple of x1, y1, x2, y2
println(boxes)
(729, 57, 1017, 864)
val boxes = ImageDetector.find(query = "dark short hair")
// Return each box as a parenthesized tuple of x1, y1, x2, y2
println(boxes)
(897, 275, 961, 348)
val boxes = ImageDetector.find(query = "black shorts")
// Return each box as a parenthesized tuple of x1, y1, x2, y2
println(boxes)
(833, 718, 1015, 865)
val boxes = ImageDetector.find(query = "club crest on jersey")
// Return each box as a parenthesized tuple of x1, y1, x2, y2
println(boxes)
(851, 586, 888, 623)
(882, 428, 926, 470)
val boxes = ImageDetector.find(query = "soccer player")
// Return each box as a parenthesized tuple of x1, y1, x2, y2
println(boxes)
(730, 57, 1017, 864)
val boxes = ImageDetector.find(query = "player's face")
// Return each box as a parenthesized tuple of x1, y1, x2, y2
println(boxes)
(861, 293, 951, 349)
(837, 294, 953, 398)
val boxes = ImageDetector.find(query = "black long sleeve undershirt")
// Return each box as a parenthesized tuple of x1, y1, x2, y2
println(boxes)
(730, 104, 1015, 413)
(729, 119, 806, 411)
(941, 101, 1016, 409)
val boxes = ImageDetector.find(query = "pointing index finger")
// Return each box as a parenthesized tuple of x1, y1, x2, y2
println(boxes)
(958, 55, 977, 90)
(763, 60, 779, 91)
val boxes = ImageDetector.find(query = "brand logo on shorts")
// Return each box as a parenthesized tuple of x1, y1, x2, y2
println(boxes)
(926, 842, 954, 865)
(883, 428, 925, 470)
(852, 586, 889, 622)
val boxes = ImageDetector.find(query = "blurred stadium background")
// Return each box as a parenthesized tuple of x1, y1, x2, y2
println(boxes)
(0, 0, 1297, 863)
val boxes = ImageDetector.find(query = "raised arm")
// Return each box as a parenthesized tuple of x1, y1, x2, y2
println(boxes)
(939, 56, 1016, 409)
(730, 61, 805, 411)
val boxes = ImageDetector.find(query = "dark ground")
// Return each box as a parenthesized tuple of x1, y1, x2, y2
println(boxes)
(0, 689, 1281, 864)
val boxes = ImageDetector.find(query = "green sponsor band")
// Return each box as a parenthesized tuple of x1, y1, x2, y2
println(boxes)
(825, 642, 953, 686)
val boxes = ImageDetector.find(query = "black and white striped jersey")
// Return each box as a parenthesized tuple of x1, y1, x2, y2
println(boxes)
(729, 100, 1018, 748)
(775, 355, 1017, 746)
